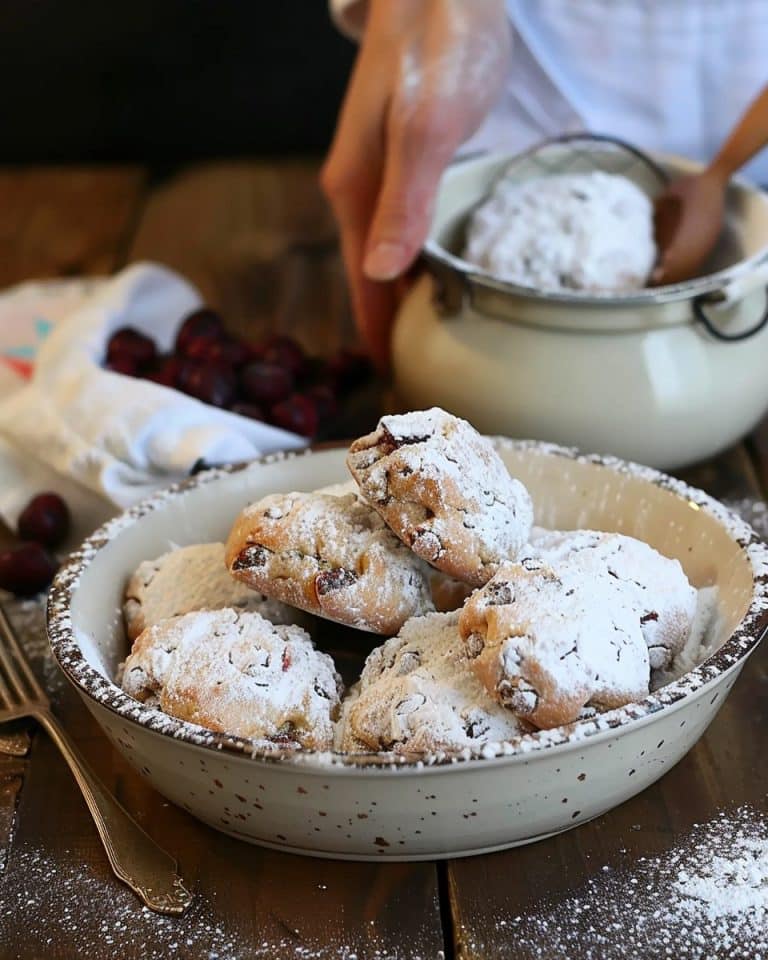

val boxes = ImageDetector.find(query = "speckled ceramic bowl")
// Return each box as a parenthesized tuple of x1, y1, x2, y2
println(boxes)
(47, 443, 768, 860)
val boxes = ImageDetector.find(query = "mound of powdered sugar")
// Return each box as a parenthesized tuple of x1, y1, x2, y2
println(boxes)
(463, 171, 656, 293)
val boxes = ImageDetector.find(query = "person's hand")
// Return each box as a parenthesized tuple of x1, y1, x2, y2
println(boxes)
(321, 0, 510, 370)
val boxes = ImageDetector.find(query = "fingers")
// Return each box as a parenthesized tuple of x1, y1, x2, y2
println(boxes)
(338, 219, 398, 373)
(321, 123, 396, 371)
(321, 38, 398, 369)
(321, 0, 510, 366)
(363, 102, 461, 282)
(362, 0, 511, 281)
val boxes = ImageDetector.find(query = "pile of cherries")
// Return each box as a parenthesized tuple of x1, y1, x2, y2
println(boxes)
(0, 493, 70, 596)
(0, 312, 373, 598)
(105, 308, 373, 438)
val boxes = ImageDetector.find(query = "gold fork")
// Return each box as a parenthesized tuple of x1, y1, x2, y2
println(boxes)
(0, 601, 193, 916)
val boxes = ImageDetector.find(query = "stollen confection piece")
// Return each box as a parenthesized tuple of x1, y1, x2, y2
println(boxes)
(122, 542, 296, 641)
(347, 408, 533, 586)
(225, 492, 434, 634)
(429, 571, 475, 613)
(531, 529, 697, 669)
(459, 557, 650, 729)
(312, 480, 358, 497)
(337, 611, 526, 754)
(121, 608, 342, 749)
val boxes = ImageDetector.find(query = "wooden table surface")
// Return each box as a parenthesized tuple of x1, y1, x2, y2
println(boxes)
(0, 162, 766, 960)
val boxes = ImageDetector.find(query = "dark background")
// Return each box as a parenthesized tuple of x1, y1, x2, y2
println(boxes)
(0, 1, 356, 162)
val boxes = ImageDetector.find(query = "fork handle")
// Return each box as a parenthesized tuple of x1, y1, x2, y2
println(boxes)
(36, 710, 193, 915)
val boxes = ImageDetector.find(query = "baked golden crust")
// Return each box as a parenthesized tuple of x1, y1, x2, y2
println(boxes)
(459, 558, 650, 729)
(123, 542, 295, 641)
(225, 492, 434, 635)
(121, 608, 342, 749)
(530, 529, 698, 670)
(336, 611, 525, 754)
(347, 408, 533, 587)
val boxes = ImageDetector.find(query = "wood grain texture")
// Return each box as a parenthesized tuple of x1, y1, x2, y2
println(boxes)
(0, 167, 146, 285)
(446, 443, 768, 960)
(745, 417, 768, 499)
(2, 725, 444, 960)
(0, 162, 441, 960)
(0, 165, 146, 877)
(125, 161, 357, 354)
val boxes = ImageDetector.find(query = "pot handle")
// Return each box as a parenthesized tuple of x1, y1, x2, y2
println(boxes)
(693, 287, 768, 341)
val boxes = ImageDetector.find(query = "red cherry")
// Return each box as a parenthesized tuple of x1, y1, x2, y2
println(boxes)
(106, 327, 157, 369)
(184, 334, 222, 362)
(207, 337, 252, 368)
(269, 394, 319, 437)
(145, 355, 183, 388)
(175, 358, 198, 393)
(17, 493, 70, 548)
(178, 363, 236, 408)
(300, 355, 329, 387)
(105, 355, 139, 377)
(306, 382, 338, 421)
(262, 336, 307, 379)
(0, 543, 59, 596)
(175, 308, 225, 356)
(230, 402, 266, 422)
(239, 362, 294, 405)
(327, 349, 373, 394)
(243, 341, 266, 364)
(183, 335, 252, 369)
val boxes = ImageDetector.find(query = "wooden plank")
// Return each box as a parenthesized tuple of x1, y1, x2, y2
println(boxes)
(0, 755, 26, 868)
(2, 724, 444, 960)
(0, 166, 146, 871)
(126, 161, 358, 354)
(745, 414, 768, 504)
(0, 162, 442, 959)
(445, 443, 768, 960)
(126, 160, 382, 440)
(0, 167, 146, 285)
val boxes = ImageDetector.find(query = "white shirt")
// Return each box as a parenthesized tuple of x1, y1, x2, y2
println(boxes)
(331, 0, 768, 183)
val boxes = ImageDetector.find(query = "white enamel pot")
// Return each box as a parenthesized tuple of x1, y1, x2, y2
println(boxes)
(393, 147, 768, 470)
(47, 444, 768, 860)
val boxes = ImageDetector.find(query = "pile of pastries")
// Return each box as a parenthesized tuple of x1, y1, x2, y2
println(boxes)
(119, 408, 702, 756)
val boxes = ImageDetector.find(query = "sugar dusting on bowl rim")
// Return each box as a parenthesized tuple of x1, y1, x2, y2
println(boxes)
(46, 441, 768, 772)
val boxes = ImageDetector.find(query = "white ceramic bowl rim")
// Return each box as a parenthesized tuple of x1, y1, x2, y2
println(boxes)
(47, 442, 768, 772)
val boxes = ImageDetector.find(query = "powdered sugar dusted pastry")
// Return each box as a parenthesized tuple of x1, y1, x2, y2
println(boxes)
(459, 558, 650, 729)
(429, 571, 475, 613)
(347, 408, 533, 586)
(123, 542, 296, 641)
(225, 492, 433, 634)
(121, 609, 342, 748)
(312, 480, 358, 497)
(337, 611, 525, 754)
(530, 530, 697, 669)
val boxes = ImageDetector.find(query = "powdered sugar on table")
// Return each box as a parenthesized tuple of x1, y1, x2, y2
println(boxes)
(488, 806, 768, 960)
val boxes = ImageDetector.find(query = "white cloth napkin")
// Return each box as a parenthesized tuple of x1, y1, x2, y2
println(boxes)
(0, 262, 306, 531)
